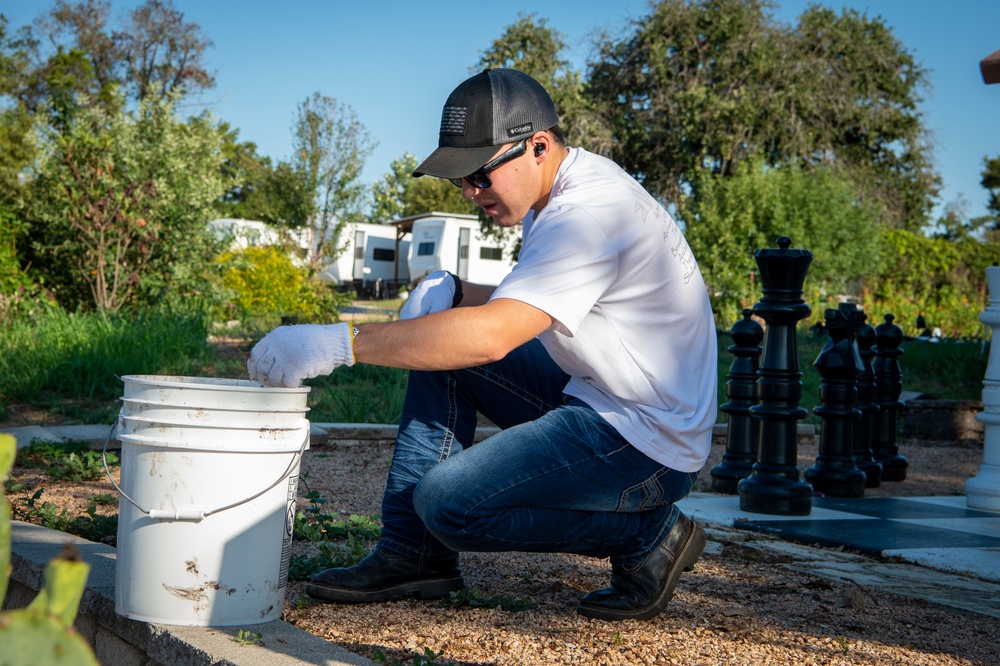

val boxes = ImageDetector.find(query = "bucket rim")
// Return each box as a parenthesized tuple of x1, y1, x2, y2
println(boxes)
(121, 375, 310, 394)
(117, 431, 308, 452)
(119, 414, 308, 431)
(118, 397, 310, 415)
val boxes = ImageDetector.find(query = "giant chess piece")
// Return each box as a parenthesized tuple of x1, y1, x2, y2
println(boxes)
(738, 237, 814, 515)
(967, 266, 1000, 510)
(853, 317, 883, 487)
(804, 303, 868, 497)
(711, 309, 764, 494)
(873, 313, 908, 481)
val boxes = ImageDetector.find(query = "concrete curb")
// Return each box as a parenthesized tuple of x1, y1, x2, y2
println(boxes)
(6, 521, 375, 666)
(6, 420, 904, 666)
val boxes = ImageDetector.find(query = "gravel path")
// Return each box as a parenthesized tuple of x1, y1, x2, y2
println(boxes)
(279, 439, 993, 666)
(6, 437, 994, 665)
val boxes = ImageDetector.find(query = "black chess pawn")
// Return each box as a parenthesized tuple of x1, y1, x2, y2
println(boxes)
(738, 237, 814, 516)
(803, 303, 867, 497)
(873, 313, 909, 481)
(853, 317, 883, 487)
(711, 309, 764, 494)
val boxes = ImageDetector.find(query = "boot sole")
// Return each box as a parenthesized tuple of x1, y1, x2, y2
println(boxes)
(578, 521, 707, 621)
(306, 576, 464, 603)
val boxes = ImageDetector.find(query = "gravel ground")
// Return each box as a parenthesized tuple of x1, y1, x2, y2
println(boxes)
(279, 439, 993, 666)
(5, 437, 994, 665)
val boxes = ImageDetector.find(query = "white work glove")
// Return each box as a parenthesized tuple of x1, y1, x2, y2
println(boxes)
(247, 323, 356, 388)
(399, 270, 463, 320)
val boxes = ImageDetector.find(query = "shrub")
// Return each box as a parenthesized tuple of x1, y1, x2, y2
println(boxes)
(216, 246, 352, 330)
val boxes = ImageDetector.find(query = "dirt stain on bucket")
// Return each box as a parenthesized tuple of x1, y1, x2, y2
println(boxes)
(162, 584, 208, 603)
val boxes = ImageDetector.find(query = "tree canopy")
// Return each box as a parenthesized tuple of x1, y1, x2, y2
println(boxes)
(588, 0, 937, 231)
(291, 93, 376, 268)
(0, 0, 994, 329)
(16, 0, 214, 116)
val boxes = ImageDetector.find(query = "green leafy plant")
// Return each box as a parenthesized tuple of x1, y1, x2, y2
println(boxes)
(0, 434, 100, 664)
(294, 510, 381, 543)
(293, 476, 381, 542)
(288, 533, 370, 581)
(16, 440, 118, 482)
(10, 488, 119, 546)
(231, 629, 263, 646)
(374, 647, 455, 666)
(444, 585, 538, 612)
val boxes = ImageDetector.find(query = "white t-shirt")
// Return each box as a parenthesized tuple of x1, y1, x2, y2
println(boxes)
(491, 148, 718, 472)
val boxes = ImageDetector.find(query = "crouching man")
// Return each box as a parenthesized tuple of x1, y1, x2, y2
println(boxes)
(248, 68, 717, 621)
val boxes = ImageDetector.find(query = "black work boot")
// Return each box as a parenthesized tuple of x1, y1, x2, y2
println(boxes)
(577, 512, 706, 621)
(306, 548, 464, 603)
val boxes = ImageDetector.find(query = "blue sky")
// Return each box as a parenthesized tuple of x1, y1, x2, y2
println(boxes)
(6, 1, 1000, 221)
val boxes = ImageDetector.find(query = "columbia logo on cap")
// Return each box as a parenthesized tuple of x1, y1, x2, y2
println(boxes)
(508, 123, 533, 137)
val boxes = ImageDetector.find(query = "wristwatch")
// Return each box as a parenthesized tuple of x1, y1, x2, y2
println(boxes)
(449, 272, 464, 307)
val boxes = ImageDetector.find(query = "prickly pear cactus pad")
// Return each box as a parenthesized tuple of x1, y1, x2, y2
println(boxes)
(0, 434, 100, 666)
(1, 434, 13, 605)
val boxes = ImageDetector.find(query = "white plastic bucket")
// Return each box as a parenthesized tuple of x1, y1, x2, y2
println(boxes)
(116, 415, 308, 450)
(113, 375, 310, 626)
(120, 375, 310, 412)
(120, 398, 309, 428)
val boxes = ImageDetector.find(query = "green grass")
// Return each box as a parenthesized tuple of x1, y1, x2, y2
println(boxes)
(0, 305, 218, 411)
(716, 329, 988, 424)
(15, 439, 119, 482)
(305, 363, 408, 424)
(0, 305, 988, 427)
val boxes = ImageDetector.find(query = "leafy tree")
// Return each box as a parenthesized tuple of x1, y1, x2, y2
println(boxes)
(213, 121, 314, 227)
(588, 0, 779, 202)
(587, 0, 936, 231)
(370, 153, 476, 223)
(0, 17, 37, 207)
(983, 155, 1000, 233)
(132, 107, 228, 308)
(866, 228, 1000, 338)
(926, 197, 991, 243)
(0, 206, 28, 292)
(15, 0, 213, 115)
(788, 6, 938, 231)
(115, 0, 214, 102)
(291, 93, 376, 268)
(680, 156, 881, 326)
(476, 13, 612, 154)
(27, 93, 225, 312)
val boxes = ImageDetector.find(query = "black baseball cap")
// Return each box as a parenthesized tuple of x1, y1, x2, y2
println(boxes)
(413, 69, 559, 180)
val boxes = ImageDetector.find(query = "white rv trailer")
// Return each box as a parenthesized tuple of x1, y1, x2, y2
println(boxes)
(317, 222, 410, 287)
(392, 212, 518, 287)
(208, 218, 409, 287)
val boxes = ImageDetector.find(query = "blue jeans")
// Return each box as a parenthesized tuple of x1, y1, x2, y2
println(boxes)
(378, 339, 697, 569)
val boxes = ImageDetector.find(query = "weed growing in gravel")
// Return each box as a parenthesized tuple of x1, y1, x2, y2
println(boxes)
(288, 483, 381, 579)
(444, 585, 538, 612)
(90, 492, 117, 506)
(15, 439, 118, 481)
(232, 629, 263, 647)
(9, 488, 118, 544)
(288, 534, 370, 580)
(374, 647, 456, 666)
(293, 477, 381, 542)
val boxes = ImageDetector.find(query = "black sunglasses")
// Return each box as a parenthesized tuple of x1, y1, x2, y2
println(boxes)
(449, 139, 529, 189)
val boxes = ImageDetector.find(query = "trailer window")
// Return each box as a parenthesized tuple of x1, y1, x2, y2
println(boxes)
(373, 248, 394, 262)
(479, 247, 503, 261)
(417, 242, 435, 256)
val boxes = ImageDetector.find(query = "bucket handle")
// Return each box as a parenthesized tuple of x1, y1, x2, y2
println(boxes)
(103, 420, 308, 522)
